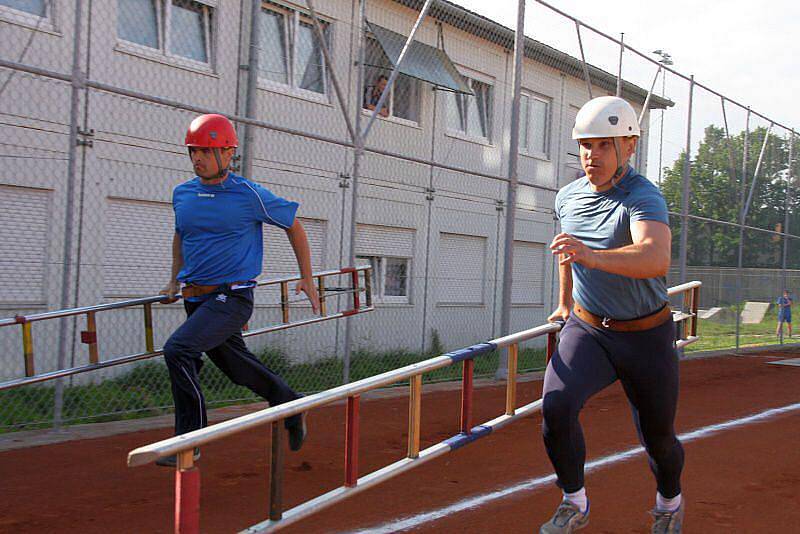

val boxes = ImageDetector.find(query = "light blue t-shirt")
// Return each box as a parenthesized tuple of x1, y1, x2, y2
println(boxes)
(555, 167, 670, 320)
(173, 173, 298, 286)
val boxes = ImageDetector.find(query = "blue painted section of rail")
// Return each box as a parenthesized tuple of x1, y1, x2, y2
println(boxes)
(445, 342, 497, 364)
(444, 425, 493, 450)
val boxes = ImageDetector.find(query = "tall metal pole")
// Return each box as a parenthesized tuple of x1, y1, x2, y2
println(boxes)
(616, 32, 624, 97)
(735, 108, 751, 351)
(783, 130, 794, 288)
(343, 0, 367, 383)
(242, 0, 263, 180)
(307, 0, 357, 143)
(658, 72, 666, 185)
(54, 0, 86, 429)
(574, 21, 592, 99)
(678, 75, 694, 285)
(496, 0, 526, 380)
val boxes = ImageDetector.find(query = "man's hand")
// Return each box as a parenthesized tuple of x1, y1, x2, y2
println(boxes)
(548, 304, 571, 323)
(295, 278, 320, 314)
(550, 233, 597, 269)
(160, 281, 180, 304)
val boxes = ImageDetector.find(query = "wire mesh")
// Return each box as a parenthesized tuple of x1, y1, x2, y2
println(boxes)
(1, 0, 798, 432)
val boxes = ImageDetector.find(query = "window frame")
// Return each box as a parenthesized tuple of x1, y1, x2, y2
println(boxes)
(447, 76, 494, 143)
(362, 35, 422, 125)
(115, 0, 216, 71)
(356, 255, 411, 305)
(257, 2, 331, 101)
(519, 90, 552, 160)
(0, 0, 57, 33)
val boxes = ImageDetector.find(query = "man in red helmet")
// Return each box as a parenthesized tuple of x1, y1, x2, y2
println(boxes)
(157, 114, 320, 467)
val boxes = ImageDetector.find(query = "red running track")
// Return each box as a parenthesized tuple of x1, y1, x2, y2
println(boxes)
(0, 352, 798, 533)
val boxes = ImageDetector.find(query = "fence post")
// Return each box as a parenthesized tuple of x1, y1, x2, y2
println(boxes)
(735, 108, 751, 351)
(460, 359, 474, 432)
(345, 395, 360, 487)
(269, 422, 284, 521)
(678, 75, 694, 284)
(497, 0, 526, 380)
(54, 0, 86, 429)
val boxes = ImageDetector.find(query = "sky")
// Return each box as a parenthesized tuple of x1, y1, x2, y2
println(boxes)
(449, 0, 800, 178)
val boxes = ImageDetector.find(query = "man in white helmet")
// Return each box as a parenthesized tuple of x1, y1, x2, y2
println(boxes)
(539, 96, 684, 533)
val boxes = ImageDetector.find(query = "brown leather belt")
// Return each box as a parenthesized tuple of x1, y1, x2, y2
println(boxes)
(181, 282, 251, 299)
(572, 301, 672, 332)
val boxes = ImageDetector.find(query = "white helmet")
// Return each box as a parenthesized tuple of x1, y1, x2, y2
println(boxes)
(572, 96, 640, 140)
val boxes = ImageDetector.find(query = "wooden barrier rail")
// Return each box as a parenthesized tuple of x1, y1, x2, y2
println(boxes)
(127, 281, 702, 534)
(0, 266, 373, 392)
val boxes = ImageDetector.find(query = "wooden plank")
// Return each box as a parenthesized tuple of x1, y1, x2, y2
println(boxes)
(345, 395, 360, 487)
(21, 322, 34, 377)
(407, 375, 422, 459)
(505, 344, 518, 416)
(460, 359, 474, 433)
(269, 422, 284, 521)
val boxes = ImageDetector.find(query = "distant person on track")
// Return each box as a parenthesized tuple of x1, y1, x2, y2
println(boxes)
(776, 289, 793, 339)
(157, 114, 320, 467)
(541, 97, 684, 533)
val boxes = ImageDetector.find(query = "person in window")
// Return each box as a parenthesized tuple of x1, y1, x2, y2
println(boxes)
(776, 289, 793, 338)
(364, 74, 390, 117)
(157, 114, 320, 467)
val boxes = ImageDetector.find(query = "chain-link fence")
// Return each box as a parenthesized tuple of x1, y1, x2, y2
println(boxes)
(1, 0, 797, 432)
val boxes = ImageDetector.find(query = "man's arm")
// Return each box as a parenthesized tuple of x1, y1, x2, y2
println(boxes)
(160, 231, 183, 303)
(550, 220, 671, 279)
(547, 255, 573, 322)
(286, 219, 320, 313)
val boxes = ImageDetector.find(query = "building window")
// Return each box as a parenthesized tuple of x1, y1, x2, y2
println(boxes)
(357, 256, 410, 304)
(565, 104, 581, 166)
(1, 0, 46, 17)
(448, 78, 492, 140)
(257, 4, 329, 95)
(116, 0, 214, 65)
(363, 37, 420, 123)
(519, 93, 550, 158)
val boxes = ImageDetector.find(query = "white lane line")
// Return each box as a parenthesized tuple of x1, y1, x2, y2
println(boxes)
(343, 401, 800, 534)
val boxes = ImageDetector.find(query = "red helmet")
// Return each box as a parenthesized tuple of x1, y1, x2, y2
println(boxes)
(185, 114, 238, 148)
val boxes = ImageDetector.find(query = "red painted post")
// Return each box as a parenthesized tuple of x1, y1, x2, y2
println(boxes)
(691, 286, 699, 337)
(345, 395, 360, 487)
(174, 465, 200, 534)
(546, 332, 557, 365)
(460, 359, 474, 434)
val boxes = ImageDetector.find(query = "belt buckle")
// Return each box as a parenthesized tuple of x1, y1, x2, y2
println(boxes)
(601, 317, 611, 328)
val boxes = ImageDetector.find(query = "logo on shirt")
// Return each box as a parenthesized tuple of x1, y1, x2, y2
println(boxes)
(216, 293, 227, 303)
(198, 193, 215, 198)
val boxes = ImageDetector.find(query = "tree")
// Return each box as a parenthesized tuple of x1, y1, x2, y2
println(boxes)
(660, 125, 800, 269)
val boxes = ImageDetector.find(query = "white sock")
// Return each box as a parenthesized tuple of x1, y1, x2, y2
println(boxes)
(563, 488, 588, 513)
(656, 492, 682, 512)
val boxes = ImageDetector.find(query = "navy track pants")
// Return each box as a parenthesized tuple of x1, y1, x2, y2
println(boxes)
(542, 313, 684, 498)
(163, 287, 300, 436)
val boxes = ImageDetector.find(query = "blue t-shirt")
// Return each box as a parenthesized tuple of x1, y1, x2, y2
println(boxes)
(555, 167, 670, 320)
(173, 173, 298, 286)
(777, 296, 792, 317)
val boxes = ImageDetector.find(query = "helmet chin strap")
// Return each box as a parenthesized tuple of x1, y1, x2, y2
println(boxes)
(212, 148, 229, 181)
(610, 137, 627, 187)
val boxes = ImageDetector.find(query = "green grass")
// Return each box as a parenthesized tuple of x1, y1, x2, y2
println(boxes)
(0, 345, 547, 434)
(690, 303, 791, 352)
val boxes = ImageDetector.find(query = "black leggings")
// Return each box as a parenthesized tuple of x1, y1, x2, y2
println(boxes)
(541, 314, 684, 497)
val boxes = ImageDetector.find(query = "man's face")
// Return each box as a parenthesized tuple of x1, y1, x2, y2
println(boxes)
(579, 136, 637, 190)
(377, 78, 388, 93)
(190, 147, 234, 179)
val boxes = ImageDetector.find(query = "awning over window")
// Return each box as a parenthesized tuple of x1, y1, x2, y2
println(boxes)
(367, 22, 473, 95)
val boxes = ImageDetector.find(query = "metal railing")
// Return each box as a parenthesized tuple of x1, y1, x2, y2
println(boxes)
(0, 266, 374, 392)
(127, 281, 701, 534)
